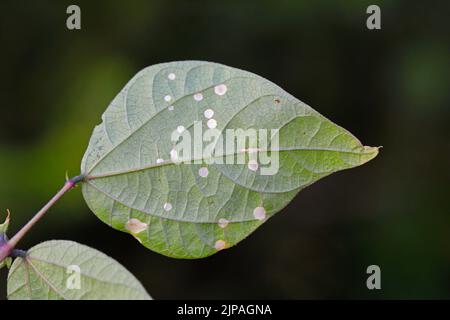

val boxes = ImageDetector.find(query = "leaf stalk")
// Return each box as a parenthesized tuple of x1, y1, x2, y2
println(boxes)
(0, 175, 84, 262)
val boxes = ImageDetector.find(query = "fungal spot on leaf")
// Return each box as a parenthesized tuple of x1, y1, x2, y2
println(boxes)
(214, 84, 227, 96)
(125, 218, 148, 234)
(204, 109, 214, 119)
(164, 95, 172, 102)
(253, 206, 266, 220)
(218, 218, 229, 229)
(193, 93, 203, 101)
(156, 158, 164, 164)
(163, 202, 172, 211)
(168, 105, 174, 111)
(168, 73, 176, 80)
(214, 240, 226, 251)
(274, 98, 281, 104)
(198, 167, 209, 178)
(207, 119, 217, 129)
(248, 159, 259, 171)
(176, 125, 185, 134)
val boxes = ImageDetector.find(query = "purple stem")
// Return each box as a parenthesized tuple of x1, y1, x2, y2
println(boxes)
(0, 175, 84, 262)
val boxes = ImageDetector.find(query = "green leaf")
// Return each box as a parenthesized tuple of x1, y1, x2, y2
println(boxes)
(7, 240, 151, 300)
(81, 61, 379, 259)
(0, 210, 11, 270)
(0, 209, 10, 235)
(0, 257, 12, 270)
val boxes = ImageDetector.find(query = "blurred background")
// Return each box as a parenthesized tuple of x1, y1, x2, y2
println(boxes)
(0, 0, 449, 299)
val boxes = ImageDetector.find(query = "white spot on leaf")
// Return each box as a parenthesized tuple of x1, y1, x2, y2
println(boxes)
(193, 93, 203, 101)
(164, 95, 172, 102)
(168, 105, 174, 111)
(125, 218, 148, 234)
(163, 202, 172, 211)
(177, 125, 185, 134)
(218, 218, 229, 228)
(253, 206, 266, 220)
(204, 109, 214, 119)
(214, 84, 227, 96)
(168, 73, 176, 80)
(248, 159, 259, 171)
(215, 240, 226, 251)
(207, 119, 217, 129)
(156, 158, 164, 164)
(198, 167, 209, 178)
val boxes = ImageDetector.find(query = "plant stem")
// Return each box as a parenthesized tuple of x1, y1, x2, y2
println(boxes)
(0, 175, 84, 262)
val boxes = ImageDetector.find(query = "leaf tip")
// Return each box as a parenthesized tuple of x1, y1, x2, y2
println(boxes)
(360, 145, 380, 165)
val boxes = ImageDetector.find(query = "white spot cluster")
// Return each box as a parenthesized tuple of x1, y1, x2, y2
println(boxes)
(214, 240, 226, 251)
(198, 167, 209, 178)
(214, 84, 227, 96)
(253, 206, 266, 221)
(193, 93, 203, 101)
(125, 218, 148, 234)
(163, 202, 172, 211)
(218, 218, 229, 229)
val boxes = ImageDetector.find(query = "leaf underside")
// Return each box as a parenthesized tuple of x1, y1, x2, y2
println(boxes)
(81, 61, 378, 259)
(7, 240, 151, 300)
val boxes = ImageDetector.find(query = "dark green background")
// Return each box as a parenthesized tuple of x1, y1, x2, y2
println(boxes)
(0, 0, 449, 299)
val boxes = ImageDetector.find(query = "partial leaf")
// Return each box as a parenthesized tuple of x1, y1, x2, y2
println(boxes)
(0, 209, 10, 235)
(0, 210, 11, 270)
(7, 240, 151, 300)
(81, 61, 379, 259)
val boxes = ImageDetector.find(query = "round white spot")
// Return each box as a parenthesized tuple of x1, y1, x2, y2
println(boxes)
(198, 167, 209, 178)
(204, 109, 214, 119)
(163, 202, 172, 211)
(125, 218, 148, 234)
(177, 125, 185, 134)
(248, 159, 259, 171)
(253, 206, 266, 220)
(207, 119, 217, 129)
(214, 84, 227, 96)
(164, 95, 172, 102)
(193, 93, 203, 101)
(168, 73, 176, 80)
(168, 105, 174, 111)
(156, 158, 164, 164)
(218, 218, 229, 229)
(214, 240, 226, 251)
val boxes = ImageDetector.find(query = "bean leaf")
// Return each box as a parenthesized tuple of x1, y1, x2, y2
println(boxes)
(0, 211, 11, 270)
(81, 61, 379, 259)
(7, 240, 151, 300)
(0, 210, 10, 235)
